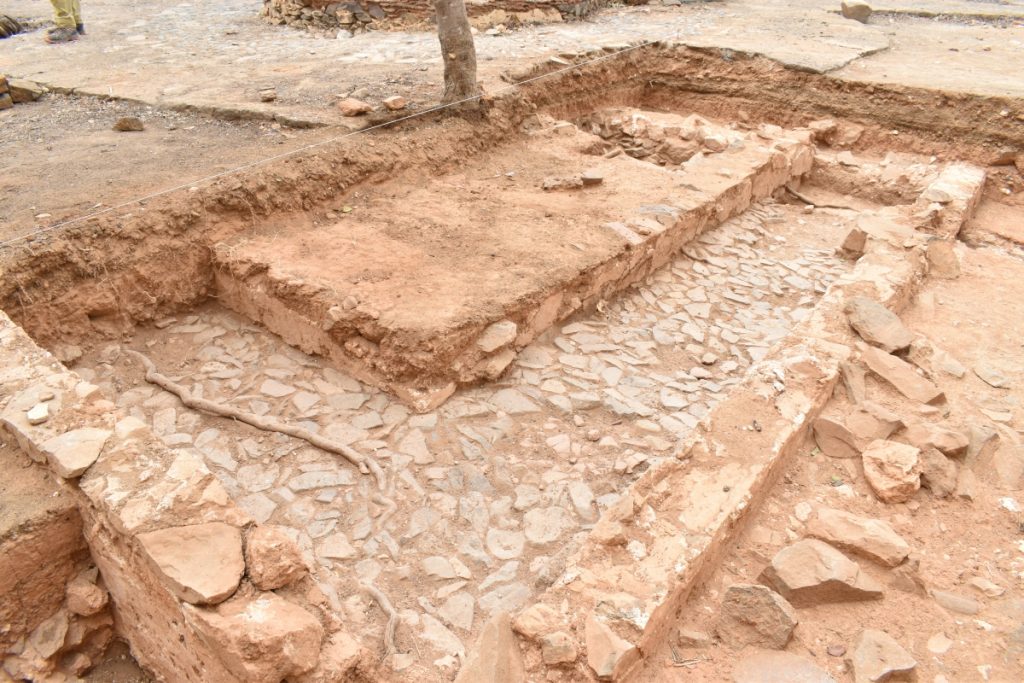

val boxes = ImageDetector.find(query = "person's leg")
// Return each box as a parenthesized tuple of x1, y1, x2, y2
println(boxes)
(46, 0, 78, 41)
(72, 0, 84, 33)
(49, 0, 76, 29)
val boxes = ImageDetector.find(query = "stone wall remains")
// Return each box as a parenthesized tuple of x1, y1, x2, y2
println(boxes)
(0, 312, 369, 682)
(0, 444, 116, 681)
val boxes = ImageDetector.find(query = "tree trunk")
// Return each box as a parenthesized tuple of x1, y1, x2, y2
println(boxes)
(433, 0, 480, 104)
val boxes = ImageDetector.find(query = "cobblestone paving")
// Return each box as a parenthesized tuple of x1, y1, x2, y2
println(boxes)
(78, 199, 856, 672)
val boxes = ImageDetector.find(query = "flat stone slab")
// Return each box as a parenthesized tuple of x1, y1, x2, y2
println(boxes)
(760, 539, 884, 607)
(213, 113, 811, 410)
(733, 650, 837, 683)
(806, 506, 910, 567)
(861, 346, 945, 404)
(137, 522, 245, 605)
(39, 427, 111, 479)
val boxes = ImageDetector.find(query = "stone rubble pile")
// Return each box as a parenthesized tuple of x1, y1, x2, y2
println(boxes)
(712, 258, 1018, 682)
(260, 0, 610, 36)
(2, 565, 115, 681)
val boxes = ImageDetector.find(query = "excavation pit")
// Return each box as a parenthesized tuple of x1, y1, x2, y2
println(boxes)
(0, 44, 1010, 682)
(71, 185, 870, 679)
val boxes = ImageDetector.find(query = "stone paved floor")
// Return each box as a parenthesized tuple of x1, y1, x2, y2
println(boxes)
(77, 197, 858, 675)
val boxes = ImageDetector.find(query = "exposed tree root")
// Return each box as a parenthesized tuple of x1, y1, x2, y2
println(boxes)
(361, 582, 400, 659)
(372, 459, 399, 532)
(784, 185, 857, 210)
(125, 349, 386, 489)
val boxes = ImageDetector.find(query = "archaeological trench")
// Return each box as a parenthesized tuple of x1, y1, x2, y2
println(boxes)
(2, 43, 1023, 682)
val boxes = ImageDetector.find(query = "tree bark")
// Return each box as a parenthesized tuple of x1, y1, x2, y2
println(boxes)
(433, 0, 480, 104)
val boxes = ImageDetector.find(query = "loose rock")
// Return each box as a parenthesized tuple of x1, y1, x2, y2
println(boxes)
(585, 614, 635, 680)
(382, 95, 407, 111)
(840, 227, 867, 259)
(807, 507, 910, 567)
(541, 175, 585, 191)
(926, 240, 960, 278)
(245, 525, 307, 590)
(26, 403, 49, 425)
(974, 359, 1012, 389)
(715, 584, 797, 650)
(8, 78, 45, 103)
(336, 98, 372, 116)
(847, 404, 902, 444)
(477, 320, 518, 353)
(861, 346, 945, 404)
(733, 650, 837, 683)
(813, 417, 860, 458)
(919, 448, 958, 498)
(862, 440, 922, 504)
(841, 2, 873, 24)
(453, 613, 524, 683)
(850, 629, 916, 683)
(932, 589, 981, 615)
(903, 422, 968, 458)
(113, 117, 145, 132)
(512, 603, 562, 641)
(66, 575, 109, 617)
(760, 539, 883, 606)
(40, 427, 111, 478)
(540, 630, 578, 665)
(845, 298, 914, 353)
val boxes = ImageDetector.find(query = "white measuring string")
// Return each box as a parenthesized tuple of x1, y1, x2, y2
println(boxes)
(0, 29, 680, 250)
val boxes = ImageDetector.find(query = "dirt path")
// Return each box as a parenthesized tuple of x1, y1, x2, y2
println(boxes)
(0, 95, 340, 240)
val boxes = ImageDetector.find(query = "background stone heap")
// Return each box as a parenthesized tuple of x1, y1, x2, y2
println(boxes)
(260, 0, 624, 35)
(0, 75, 44, 110)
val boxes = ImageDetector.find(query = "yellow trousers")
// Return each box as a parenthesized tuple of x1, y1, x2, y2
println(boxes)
(50, 0, 81, 29)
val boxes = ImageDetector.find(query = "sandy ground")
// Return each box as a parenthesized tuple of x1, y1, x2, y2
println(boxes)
(1, 1, 1022, 242)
